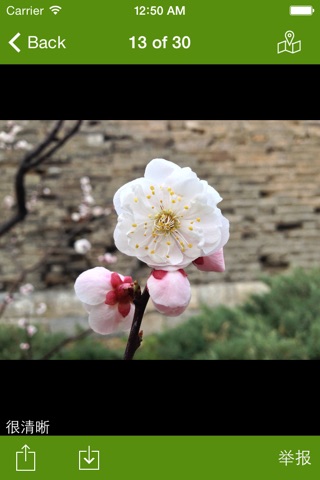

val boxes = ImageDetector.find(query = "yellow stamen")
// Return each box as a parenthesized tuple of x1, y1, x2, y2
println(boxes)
(153, 209, 181, 235)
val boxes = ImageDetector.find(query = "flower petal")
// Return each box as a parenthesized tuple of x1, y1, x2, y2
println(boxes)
(193, 248, 225, 272)
(152, 302, 187, 317)
(88, 302, 135, 335)
(144, 158, 180, 183)
(147, 269, 191, 317)
(105, 290, 117, 305)
(215, 215, 230, 251)
(118, 302, 131, 317)
(111, 272, 123, 288)
(74, 267, 112, 305)
(113, 178, 144, 215)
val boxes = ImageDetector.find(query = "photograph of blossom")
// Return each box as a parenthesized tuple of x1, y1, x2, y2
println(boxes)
(0, 120, 319, 360)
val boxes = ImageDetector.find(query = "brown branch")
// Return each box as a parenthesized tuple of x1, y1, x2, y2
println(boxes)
(40, 328, 93, 360)
(0, 120, 83, 237)
(124, 286, 150, 360)
(21, 120, 64, 169)
(28, 120, 82, 169)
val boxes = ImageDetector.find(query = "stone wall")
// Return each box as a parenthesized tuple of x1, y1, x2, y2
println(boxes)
(1, 120, 320, 291)
(1, 281, 269, 335)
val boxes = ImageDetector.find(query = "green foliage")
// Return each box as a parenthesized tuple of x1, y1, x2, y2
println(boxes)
(1, 268, 320, 359)
(0, 325, 60, 360)
(0, 325, 123, 360)
(137, 268, 320, 359)
(50, 336, 123, 360)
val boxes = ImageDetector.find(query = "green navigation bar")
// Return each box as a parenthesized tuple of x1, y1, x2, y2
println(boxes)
(0, 1, 320, 63)
(0, 436, 319, 479)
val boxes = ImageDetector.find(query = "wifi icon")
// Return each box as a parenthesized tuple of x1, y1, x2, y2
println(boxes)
(50, 5, 62, 15)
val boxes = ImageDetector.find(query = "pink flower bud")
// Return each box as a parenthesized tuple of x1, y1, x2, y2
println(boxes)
(193, 248, 225, 272)
(147, 269, 191, 317)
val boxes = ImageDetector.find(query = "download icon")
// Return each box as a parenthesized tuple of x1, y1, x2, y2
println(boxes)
(78, 445, 100, 470)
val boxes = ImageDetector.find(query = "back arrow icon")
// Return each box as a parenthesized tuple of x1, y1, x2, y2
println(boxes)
(9, 32, 21, 52)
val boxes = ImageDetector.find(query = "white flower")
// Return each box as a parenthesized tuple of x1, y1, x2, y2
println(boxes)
(19, 283, 34, 295)
(74, 238, 91, 254)
(82, 184, 92, 194)
(84, 194, 95, 205)
(17, 318, 27, 327)
(92, 206, 104, 217)
(80, 176, 90, 185)
(35, 302, 47, 315)
(27, 325, 38, 337)
(71, 212, 81, 222)
(79, 203, 91, 218)
(15, 139, 32, 150)
(114, 158, 229, 270)
(98, 253, 118, 264)
(3, 195, 14, 209)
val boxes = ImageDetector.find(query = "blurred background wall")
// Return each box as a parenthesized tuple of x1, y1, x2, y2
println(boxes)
(1, 120, 320, 333)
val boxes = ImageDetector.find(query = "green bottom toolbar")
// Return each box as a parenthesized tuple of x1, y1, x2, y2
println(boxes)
(0, 436, 319, 479)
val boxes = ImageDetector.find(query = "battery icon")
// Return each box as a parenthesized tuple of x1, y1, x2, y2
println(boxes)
(290, 5, 315, 15)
